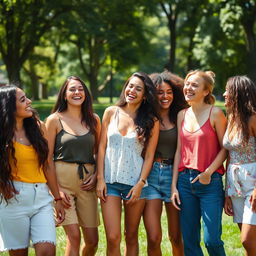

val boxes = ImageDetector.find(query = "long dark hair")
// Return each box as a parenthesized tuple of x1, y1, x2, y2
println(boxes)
(116, 72, 160, 147)
(150, 71, 188, 125)
(52, 76, 97, 135)
(0, 85, 48, 202)
(226, 76, 256, 143)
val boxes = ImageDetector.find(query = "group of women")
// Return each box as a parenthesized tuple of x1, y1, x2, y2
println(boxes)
(0, 69, 255, 256)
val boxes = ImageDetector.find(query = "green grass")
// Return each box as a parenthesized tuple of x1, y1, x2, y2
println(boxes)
(2, 98, 242, 255)
(1, 207, 243, 255)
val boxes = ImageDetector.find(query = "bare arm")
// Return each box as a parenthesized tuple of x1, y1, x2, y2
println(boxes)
(96, 107, 115, 202)
(249, 115, 256, 212)
(81, 114, 101, 191)
(41, 119, 65, 223)
(171, 110, 184, 210)
(127, 120, 160, 204)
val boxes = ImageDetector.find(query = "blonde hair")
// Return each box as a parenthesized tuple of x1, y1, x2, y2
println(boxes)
(185, 70, 216, 105)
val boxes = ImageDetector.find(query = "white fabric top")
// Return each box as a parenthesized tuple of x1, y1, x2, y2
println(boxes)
(104, 108, 145, 186)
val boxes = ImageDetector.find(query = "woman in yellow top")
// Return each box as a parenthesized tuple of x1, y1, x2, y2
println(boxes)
(0, 85, 64, 256)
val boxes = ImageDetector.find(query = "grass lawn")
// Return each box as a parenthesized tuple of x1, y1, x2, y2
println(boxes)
(2, 98, 242, 255)
(1, 207, 243, 255)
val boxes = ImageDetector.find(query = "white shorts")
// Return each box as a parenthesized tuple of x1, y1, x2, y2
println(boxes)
(231, 196, 256, 225)
(227, 162, 256, 225)
(0, 181, 55, 251)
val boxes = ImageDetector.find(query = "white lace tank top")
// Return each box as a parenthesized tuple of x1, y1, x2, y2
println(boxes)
(104, 108, 144, 186)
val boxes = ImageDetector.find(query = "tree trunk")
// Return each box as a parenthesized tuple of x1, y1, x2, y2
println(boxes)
(6, 62, 22, 87)
(42, 83, 48, 99)
(88, 72, 99, 103)
(243, 22, 256, 82)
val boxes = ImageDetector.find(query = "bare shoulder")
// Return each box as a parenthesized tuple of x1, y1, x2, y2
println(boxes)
(44, 113, 60, 131)
(212, 106, 225, 119)
(249, 114, 256, 135)
(103, 106, 117, 119)
(93, 113, 100, 120)
(177, 108, 187, 120)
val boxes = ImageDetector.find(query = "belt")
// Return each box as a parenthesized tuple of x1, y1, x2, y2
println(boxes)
(77, 163, 89, 179)
(154, 158, 173, 165)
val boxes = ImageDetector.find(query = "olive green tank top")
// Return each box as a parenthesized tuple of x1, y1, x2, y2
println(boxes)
(54, 119, 95, 179)
(154, 127, 177, 160)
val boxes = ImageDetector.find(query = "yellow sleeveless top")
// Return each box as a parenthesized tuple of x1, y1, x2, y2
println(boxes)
(10, 142, 46, 183)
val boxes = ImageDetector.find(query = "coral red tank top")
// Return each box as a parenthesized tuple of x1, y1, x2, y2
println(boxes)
(178, 107, 225, 175)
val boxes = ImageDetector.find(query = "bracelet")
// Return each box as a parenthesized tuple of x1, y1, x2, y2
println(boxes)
(54, 197, 62, 202)
(139, 178, 146, 184)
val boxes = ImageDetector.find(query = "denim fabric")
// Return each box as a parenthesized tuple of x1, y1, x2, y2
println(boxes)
(145, 162, 172, 202)
(106, 182, 147, 200)
(0, 181, 55, 251)
(178, 169, 226, 256)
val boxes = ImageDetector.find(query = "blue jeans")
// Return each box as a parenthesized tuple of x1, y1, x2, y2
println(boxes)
(178, 169, 226, 256)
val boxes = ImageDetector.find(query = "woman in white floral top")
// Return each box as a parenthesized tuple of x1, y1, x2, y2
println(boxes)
(223, 76, 256, 256)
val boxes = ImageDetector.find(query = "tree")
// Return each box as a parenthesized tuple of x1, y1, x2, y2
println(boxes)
(0, 0, 71, 84)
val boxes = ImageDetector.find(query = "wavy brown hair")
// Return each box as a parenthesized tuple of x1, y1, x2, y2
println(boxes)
(150, 71, 188, 125)
(0, 85, 48, 203)
(226, 76, 256, 143)
(52, 76, 97, 136)
(116, 72, 160, 148)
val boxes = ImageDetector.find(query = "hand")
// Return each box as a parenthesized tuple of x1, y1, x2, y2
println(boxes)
(191, 171, 211, 185)
(171, 187, 181, 210)
(126, 182, 143, 204)
(249, 188, 256, 212)
(224, 196, 234, 216)
(81, 173, 97, 191)
(54, 200, 65, 224)
(96, 178, 107, 202)
(59, 190, 71, 209)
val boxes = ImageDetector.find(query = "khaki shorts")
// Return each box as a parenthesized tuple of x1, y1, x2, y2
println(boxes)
(55, 161, 99, 228)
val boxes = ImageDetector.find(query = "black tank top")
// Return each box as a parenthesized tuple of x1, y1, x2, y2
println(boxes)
(54, 119, 95, 179)
(154, 127, 177, 160)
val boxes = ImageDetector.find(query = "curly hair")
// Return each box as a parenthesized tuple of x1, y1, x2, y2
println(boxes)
(185, 70, 216, 105)
(0, 85, 48, 203)
(116, 72, 160, 148)
(150, 71, 188, 125)
(226, 76, 256, 143)
(52, 76, 97, 136)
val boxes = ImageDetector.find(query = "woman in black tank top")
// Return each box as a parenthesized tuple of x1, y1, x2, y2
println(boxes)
(45, 76, 101, 256)
(143, 71, 188, 256)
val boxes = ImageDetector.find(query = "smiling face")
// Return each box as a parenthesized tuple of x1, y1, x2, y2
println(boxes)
(223, 86, 230, 107)
(183, 74, 209, 104)
(124, 76, 145, 105)
(15, 88, 33, 119)
(65, 79, 85, 106)
(157, 82, 173, 110)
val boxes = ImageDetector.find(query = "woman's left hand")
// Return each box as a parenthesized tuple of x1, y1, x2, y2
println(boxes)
(191, 171, 211, 185)
(126, 182, 143, 204)
(249, 188, 256, 212)
(81, 173, 97, 191)
(55, 200, 65, 224)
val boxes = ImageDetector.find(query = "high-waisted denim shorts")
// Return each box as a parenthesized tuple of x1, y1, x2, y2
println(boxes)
(0, 181, 55, 251)
(145, 162, 173, 202)
(106, 182, 147, 200)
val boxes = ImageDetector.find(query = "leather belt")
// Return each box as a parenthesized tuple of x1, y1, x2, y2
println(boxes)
(154, 158, 173, 165)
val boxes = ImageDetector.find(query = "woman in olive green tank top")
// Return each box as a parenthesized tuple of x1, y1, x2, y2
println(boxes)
(46, 76, 101, 256)
(143, 71, 188, 256)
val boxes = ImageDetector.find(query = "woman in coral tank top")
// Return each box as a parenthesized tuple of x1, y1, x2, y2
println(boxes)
(171, 70, 227, 256)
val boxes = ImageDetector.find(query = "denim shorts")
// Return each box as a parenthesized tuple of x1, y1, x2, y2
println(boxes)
(145, 162, 172, 202)
(106, 182, 147, 200)
(0, 181, 55, 251)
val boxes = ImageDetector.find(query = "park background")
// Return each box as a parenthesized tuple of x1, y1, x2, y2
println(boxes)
(1, 0, 255, 255)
